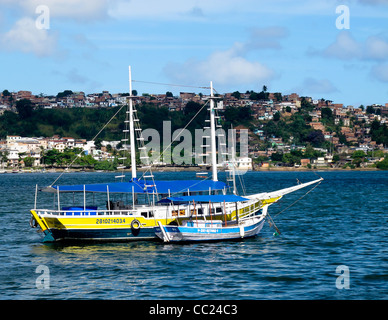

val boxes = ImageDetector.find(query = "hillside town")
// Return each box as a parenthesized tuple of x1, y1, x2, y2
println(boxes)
(0, 88, 387, 171)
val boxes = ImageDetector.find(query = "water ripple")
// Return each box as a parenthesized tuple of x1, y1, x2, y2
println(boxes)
(0, 171, 387, 300)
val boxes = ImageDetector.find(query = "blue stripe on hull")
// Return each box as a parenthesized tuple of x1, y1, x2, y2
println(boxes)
(44, 227, 157, 242)
(155, 219, 266, 242)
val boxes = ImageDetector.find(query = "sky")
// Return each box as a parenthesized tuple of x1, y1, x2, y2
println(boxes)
(1, 0, 388, 107)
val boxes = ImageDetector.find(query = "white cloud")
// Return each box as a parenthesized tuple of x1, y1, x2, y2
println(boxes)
(163, 24, 287, 88)
(108, 0, 340, 21)
(1, 17, 58, 56)
(0, 0, 114, 21)
(164, 48, 276, 87)
(0, 0, 116, 56)
(242, 26, 289, 51)
(315, 31, 388, 62)
(108, 0, 246, 20)
(370, 63, 388, 82)
(302, 77, 338, 94)
(323, 31, 363, 60)
(357, 0, 388, 5)
(365, 36, 388, 60)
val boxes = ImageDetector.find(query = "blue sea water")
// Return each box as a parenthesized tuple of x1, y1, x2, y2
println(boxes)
(0, 170, 387, 300)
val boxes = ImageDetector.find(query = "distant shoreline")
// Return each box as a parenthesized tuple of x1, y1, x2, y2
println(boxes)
(1, 166, 381, 174)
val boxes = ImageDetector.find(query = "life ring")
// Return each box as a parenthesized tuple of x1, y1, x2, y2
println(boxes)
(30, 216, 38, 228)
(131, 219, 141, 230)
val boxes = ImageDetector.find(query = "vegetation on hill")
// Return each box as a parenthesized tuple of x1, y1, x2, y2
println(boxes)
(1, 98, 387, 170)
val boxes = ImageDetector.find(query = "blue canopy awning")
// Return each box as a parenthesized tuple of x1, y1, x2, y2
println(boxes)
(158, 194, 249, 203)
(42, 179, 229, 194)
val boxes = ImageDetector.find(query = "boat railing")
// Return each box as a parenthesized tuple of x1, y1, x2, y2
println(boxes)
(35, 199, 262, 219)
(36, 209, 139, 217)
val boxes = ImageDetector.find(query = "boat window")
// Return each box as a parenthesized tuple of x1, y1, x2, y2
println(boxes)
(179, 209, 185, 216)
(172, 210, 178, 216)
(141, 212, 148, 218)
(210, 207, 222, 214)
(197, 208, 203, 215)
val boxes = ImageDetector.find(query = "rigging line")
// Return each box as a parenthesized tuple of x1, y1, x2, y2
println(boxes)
(272, 181, 322, 219)
(50, 104, 126, 187)
(126, 101, 158, 200)
(267, 212, 281, 235)
(132, 80, 210, 90)
(169, 175, 213, 197)
(141, 99, 210, 179)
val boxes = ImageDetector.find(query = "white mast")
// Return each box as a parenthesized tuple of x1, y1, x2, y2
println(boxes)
(231, 127, 237, 195)
(209, 81, 218, 182)
(129, 65, 137, 180)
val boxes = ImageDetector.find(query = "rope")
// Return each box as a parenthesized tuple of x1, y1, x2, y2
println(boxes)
(50, 104, 126, 186)
(272, 180, 322, 219)
(266, 179, 322, 235)
(140, 99, 210, 179)
(267, 212, 281, 235)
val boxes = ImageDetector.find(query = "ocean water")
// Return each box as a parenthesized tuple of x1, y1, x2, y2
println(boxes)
(0, 170, 387, 300)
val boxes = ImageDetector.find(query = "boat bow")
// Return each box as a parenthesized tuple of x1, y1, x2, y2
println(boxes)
(245, 177, 323, 202)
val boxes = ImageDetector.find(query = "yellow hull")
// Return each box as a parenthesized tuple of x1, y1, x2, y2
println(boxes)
(30, 198, 278, 242)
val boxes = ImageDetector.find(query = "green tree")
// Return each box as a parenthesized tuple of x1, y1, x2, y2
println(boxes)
(352, 150, 366, 159)
(15, 99, 34, 119)
(94, 160, 116, 171)
(370, 120, 388, 146)
(282, 152, 300, 166)
(376, 156, 388, 170)
(274, 92, 282, 102)
(321, 107, 334, 124)
(57, 90, 73, 98)
(304, 144, 316, 159)
(300, 97, 314, 112)
(231, 91, 241, 99)
(366, 106, 375, 114)
(23, 156, 34, 167)
(271, 152, 283, 162)
(42, 149, 61, 166)
(306, 130, 325, 147)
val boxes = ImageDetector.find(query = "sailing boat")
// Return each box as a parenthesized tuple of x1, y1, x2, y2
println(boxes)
(29, 66, 322, 242)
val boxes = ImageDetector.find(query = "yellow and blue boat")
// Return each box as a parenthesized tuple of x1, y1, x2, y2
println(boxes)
(29, 66, 323, 243)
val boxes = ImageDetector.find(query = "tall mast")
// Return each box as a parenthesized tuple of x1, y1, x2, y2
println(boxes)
(231, 126, 237, 195)
(209, 81, 218, 182)
(128, 65, 137, 180)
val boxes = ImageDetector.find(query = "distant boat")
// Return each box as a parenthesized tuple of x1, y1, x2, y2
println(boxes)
(196, 172, 208, 178)
(223, 157, 253, 173)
